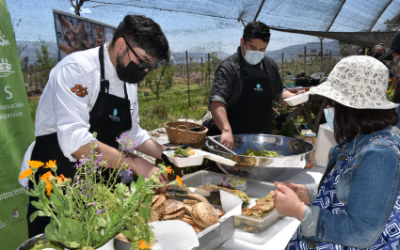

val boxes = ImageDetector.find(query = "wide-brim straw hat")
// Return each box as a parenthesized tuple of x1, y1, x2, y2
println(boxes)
(309, 55, 399, 109)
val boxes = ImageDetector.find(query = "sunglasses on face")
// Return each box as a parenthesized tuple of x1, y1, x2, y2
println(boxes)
(122, 35, 159, 70)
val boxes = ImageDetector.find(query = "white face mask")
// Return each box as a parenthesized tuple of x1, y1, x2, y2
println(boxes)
(243, 50, 264, 65)
(324, 107, 335, 131)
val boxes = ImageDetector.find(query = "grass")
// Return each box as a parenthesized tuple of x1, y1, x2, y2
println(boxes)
(137, 83, 210, 130)
(27, 83, 211, 131)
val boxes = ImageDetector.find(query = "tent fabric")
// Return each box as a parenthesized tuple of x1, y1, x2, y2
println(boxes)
(269, 28, 398, 48)
(86, 0, 400, 46)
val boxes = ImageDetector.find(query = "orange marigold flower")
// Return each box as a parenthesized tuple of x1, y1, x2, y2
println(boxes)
(44, 160, 57, 168)
(56, 174, 66, 184)
(166, 166, 173, 174)
(137, 239, 154, 249)
(41, 171, 54, 195)
(28, 160, 44, 169)
(19, 168, 33, 179)
(176, 175, 182, 187)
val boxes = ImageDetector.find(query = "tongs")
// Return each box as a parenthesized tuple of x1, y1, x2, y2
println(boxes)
(207, 136, 237, 155)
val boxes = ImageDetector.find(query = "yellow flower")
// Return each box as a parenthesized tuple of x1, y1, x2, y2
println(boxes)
(28, 160, 44, 169)
(44, 160, 57, 169)
(19, 168, 33, 179)
(166, 166, 173, 174)
(41, 171, 54, 196)
(176, 175, 182, 187)
(137, 239, 154, 249)
(388, 89, 392, 94)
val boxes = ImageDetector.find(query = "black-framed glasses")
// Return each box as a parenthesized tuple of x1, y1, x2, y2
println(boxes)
(122, 35, 158, 70)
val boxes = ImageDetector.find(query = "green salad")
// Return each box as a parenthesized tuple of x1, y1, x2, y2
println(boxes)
(241, 148, 280, 157)
(172, 147, 196, 157)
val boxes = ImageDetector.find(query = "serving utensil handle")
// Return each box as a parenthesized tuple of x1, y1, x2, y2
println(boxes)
(207, 136, 237, 155)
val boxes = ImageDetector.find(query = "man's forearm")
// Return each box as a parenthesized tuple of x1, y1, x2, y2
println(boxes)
(136, 139, 164, 160)
(72, 140, 157, 177)
(278, 90, 296, 105)
(210, 101, 232, 133)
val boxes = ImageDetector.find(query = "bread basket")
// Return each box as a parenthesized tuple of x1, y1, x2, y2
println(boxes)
(164, 121, 208, 144)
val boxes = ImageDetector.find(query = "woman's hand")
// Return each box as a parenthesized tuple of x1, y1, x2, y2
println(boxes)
(273, 182, 308, 221)
(274, 181, 311, 204)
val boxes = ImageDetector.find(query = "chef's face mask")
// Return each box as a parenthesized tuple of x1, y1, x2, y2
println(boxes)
(116, 51, 148, 84)
(388, 57, 400, 77)
(243, 50, 264, 65)
(324, 107, 335, 131)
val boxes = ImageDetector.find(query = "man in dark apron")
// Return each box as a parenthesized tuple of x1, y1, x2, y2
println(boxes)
(25, 15, 170, 237)
(204, 21, 303, 149)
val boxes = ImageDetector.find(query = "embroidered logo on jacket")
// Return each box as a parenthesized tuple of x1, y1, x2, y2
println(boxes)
(71, 84, 88, 97)
(254, 83, 263, 92)
(109, 108, 120, 122)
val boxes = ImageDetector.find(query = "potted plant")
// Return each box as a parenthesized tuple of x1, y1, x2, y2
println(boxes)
(19, 134, 181, 250)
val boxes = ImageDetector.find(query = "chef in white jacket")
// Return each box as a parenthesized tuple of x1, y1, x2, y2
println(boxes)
(22, 15, 170, 238)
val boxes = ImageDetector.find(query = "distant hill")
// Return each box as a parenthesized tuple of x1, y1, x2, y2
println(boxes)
(266, 41, 341, 62)
(16, 40, 341, 66)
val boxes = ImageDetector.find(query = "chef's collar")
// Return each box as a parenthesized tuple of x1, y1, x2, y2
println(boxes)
(103, 42, 123, 85)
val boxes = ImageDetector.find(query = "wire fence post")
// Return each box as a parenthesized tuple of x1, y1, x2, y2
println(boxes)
(186, 50, 191, 107)
(201, 57, 204, 86)
(304, 46, 307, 74)
(208, 53, 211, 87)
(281, 53, 284, 83)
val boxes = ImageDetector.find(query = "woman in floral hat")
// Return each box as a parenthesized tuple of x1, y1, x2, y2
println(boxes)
(274, 55, 400, 249)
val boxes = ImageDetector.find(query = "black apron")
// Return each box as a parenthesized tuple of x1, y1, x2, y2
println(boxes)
(27, 45, 132, 238)
(227, 68, 272, 134)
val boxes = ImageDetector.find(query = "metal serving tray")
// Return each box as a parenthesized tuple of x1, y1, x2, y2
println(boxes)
(182, 170, 283, 235)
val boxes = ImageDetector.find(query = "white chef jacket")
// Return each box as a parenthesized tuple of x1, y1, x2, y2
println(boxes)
(19, 43, 150, 187)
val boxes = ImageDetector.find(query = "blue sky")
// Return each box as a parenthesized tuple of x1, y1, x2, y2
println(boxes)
(5, 0, 324, 54)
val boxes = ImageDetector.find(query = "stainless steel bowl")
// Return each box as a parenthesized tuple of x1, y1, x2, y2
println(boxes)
(206, 134, 315, 182)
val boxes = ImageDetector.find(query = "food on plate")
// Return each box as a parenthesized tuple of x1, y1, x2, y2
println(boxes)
(191, 202, 220, 228)
(192, 223, 204, 234)
(163, 199, 184, 214)
(183, 204, 193, 215)
(172, 147, 196, 157)
(160, 192, 225, 234)
(241, 148, 280, 157)
(242, 191, 275, 218)
(160, 208, 185, 220)
(181, 214, 195, 226)
(256, 190, 274, 204)
(150, 210, 160, 222)
(187, 193, 209, 203)
(183, 199, 200, 206)
(151, 193, 166, 215)
(214, 207, 226, 217)
(198, 184, 251, 206)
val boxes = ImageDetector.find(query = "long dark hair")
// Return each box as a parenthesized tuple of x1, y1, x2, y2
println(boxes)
(333, 101, 399, 144)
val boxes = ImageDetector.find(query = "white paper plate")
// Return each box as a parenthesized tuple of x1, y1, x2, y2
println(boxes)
(163, 149, 236, 168)
(284, 92, 310, 106)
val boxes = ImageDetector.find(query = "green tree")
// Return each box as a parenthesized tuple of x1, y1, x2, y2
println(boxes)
(190, 52, 220, 87)
(146, 63, 175, 100)
(384, 14, 400, 31)
(34, 40, 57, 88)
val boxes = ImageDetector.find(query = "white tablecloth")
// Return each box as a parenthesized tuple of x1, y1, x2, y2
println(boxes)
(221, 166, 326, 250)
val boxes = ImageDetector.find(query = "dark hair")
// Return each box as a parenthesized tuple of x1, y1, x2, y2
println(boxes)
(332, 101, 399, 144)
(112, 15, 170, 62)
(243, 21, 270, 43)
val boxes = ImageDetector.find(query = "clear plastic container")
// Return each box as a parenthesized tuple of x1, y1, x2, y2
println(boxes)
(303, 132, 316, 168)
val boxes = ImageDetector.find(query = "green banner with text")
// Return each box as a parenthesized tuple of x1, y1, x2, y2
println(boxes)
(0, 0, 36, 249)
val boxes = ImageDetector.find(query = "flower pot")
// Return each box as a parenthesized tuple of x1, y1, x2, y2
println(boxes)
(16, 234, 115, 250)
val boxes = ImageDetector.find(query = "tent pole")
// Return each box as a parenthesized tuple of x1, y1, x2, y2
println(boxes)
(253, 0, 266, 21)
